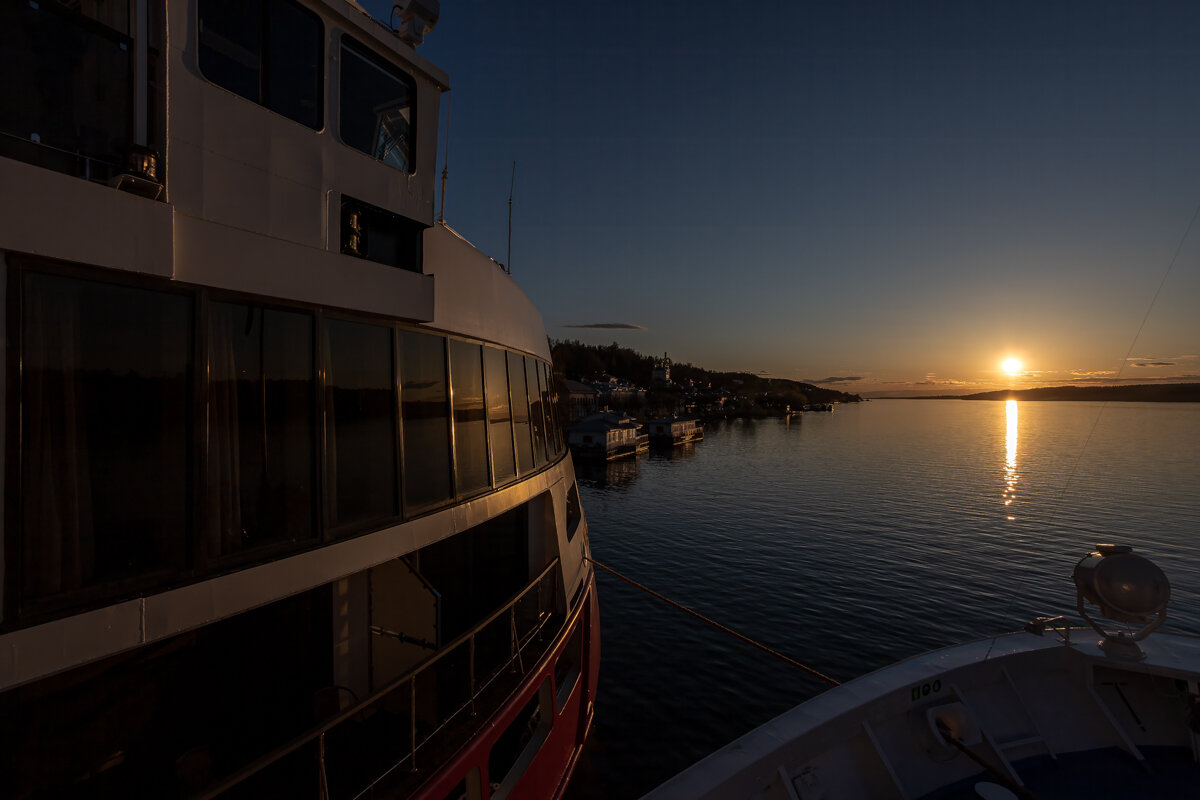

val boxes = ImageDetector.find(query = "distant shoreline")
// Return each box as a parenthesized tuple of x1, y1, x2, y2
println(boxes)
(880, 383, 1200, 403)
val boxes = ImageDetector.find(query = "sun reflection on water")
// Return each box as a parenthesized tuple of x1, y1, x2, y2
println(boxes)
(1004, 399, 1018, 517)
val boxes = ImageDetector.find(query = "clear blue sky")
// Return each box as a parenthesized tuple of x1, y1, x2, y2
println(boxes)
(369, 0, 1200, 394)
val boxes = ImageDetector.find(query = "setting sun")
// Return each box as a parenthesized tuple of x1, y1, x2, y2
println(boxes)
(1002, 358, 1023, 376)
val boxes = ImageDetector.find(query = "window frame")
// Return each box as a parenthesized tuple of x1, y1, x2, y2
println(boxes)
(336, 32, 418, 173)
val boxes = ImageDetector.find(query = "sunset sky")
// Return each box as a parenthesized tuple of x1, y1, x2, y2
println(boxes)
(371, 1, 1200, 395)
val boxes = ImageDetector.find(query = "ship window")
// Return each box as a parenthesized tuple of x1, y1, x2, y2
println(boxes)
(325, 319, 398, 528)
(565, 483, 582, 542)
(198, 0, 323, 130)
(483, 347, 516, 485)
(450, 340, 489, 497)
(208, 303, 315, 558)
(339, 36, 416, 172)
(526, 359, 547, 467)
(0, 1, 133, 183)
(20, 273, 192, 603)
(541, 362, 561, 457)
(400, 331, 452, 511)
(554, 624, 583, 711)
(340, 194, 424, 272)
(489, 679, 551, 798)
(508, 352, 534, 475)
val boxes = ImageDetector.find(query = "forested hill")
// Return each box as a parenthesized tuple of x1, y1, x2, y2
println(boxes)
(550, 340, 863, 404)
(962, 384, 1200, 402)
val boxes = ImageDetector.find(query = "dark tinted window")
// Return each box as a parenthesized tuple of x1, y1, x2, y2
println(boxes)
(508, 352, 533, 475)
(340, 194, 424, 272)
(526, 358, 547, 467)
(450, 340, 489, 496)
(199, 0, 323, 129)
(0, 2, 133, 182)
(21, 274, 192, 601)
(340, 36, 415, 171)
(401, 331, 452, 511)
(484, 347, 515, 485)
(326, 319, 397, 528)
(209, 303, 315, 557)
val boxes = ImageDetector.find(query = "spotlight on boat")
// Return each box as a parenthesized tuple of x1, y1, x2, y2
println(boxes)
(1072, 544, 1170, 659)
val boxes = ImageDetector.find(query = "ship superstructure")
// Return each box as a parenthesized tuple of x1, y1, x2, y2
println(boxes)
(0, 1, 598, 797)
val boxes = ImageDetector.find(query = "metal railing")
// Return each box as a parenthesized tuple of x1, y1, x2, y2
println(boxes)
(198, 558, 563, 800)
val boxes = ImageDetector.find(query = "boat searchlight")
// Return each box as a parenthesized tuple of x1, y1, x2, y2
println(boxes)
(1072, 544, 1170, 659)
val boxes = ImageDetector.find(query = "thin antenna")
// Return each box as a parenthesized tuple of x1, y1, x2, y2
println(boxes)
(506, 161, 516, 274)
(438, 94, 451, 223)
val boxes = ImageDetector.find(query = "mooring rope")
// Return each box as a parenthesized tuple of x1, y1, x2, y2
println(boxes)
(586, 557, 841, 687)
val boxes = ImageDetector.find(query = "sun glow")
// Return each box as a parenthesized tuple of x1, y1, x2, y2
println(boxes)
(1002, 357, 1023, 376)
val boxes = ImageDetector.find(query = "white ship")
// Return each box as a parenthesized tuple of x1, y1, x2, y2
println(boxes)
(0, 1, 598, 797)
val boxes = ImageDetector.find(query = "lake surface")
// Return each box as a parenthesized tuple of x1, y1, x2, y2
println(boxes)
(563, 399, 1200, 800)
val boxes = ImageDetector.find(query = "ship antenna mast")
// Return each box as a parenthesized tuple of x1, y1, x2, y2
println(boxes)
(438, 94, 451, 223)
(506, 161, 516, 274)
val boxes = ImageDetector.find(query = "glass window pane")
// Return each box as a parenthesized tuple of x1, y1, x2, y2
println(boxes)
(326, 319, 397, 528)
(508, 352, 533, 475)
(541, 362, 559, 457)
(209, 303, 314, 557)
(1, 2, 133, 180)
(449, 340, 489, 496)
(401, 332, 452, 510)
(340, 37, 415, 172)
(199, 0, 262, 103)
(526, 358, 547, 467)
(265, 0, 322, 129)
(484, 347, 515, 484)
(21, 274, 192, 600)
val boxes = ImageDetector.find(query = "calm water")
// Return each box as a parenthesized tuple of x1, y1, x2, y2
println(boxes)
(564, 399, 1200, 800)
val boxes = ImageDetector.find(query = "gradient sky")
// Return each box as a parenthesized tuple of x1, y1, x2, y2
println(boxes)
(368, 0, 1200, 394)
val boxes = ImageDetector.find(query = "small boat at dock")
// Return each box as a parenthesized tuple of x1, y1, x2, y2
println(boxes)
(567, 412, 647, 460)
(648, 417, 705, 446)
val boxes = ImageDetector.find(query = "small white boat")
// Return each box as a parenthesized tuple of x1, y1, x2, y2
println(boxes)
(645, 545, 1200, 800)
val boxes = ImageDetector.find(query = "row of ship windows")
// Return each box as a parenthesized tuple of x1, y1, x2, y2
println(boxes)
(10, 264, 565, 622)
(198, 0, 417, 172)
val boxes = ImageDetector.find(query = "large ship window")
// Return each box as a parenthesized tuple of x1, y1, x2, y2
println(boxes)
(208, 303, 315, 558)
(20, 273, 193, 604)
(483, 347, 516, 485)
(0, 2, 133, 182)
(450, 340, 490, 497)
(198, 0, 323, 130)
(339, 36, 416, 172)
(526, 358, 548, 467)
(325, 319, 398, 529)
(508, 352, 534, 475)
(400, 331, 452, 511)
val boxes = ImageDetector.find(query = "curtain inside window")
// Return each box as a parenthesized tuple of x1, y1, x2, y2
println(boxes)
(22, 278, 93, 597)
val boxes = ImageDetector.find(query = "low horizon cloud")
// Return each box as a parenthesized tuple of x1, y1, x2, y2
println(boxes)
(810, 376, 864, 384)
(560, 322, 646, 330)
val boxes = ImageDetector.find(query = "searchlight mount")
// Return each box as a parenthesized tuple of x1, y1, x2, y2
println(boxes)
(1072, 544, 1171, 660)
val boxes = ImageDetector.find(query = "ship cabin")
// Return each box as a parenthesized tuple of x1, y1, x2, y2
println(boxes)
(0, 1, 597, 798)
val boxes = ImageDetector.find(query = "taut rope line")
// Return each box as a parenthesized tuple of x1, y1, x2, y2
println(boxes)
(586, 557, 841, 687)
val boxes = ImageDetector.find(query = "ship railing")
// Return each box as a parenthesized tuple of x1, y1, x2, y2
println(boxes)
(197, 558, 563, 800)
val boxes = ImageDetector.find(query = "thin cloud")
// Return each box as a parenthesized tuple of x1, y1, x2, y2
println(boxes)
(560, 322, 646, 330)
(810, 376, 864, 384)
(1132, 361, 1175, 367)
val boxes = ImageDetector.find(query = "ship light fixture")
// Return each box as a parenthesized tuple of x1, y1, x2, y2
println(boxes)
(1072, 544, 1170, 659)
